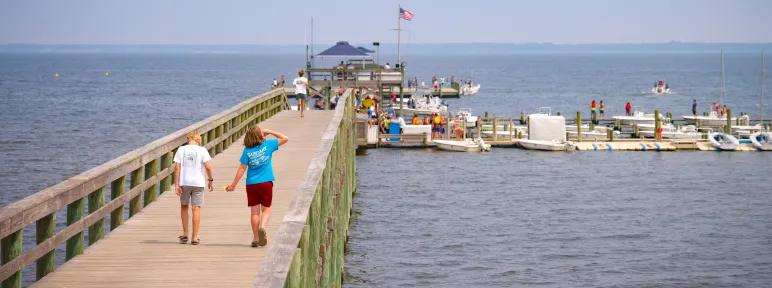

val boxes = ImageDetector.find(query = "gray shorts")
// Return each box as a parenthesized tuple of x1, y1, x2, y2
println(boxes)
(181, 186, 205, 206)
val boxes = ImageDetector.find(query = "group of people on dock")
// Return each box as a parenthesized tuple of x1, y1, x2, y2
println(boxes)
(590, 100, 606, 119)
(405, 76, 469, 91)
(271, 75, 286, 89)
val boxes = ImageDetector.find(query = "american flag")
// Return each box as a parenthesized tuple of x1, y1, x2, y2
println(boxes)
(400, 7, 413, 21)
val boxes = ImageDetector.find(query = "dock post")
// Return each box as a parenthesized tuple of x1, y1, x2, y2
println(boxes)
(36, 212, 55, 280)
(509, 119, 514, 140)
(485, 111, 488, 118)
(493, 116, 498, 141)
(399, 83, 404, 118)
(589, 116, 595, 132)
(726, 109, 732, 135)
(2, 230, 22, 288)
(520, 111, 526, 125)
(576, 112, 582, 142)
(66, 197, 85, 261)
(110, 176, 126, 230)
(655, 110, 662, 142)
(129, 166, 144, 218)
(609, 129, 615, 142)
(614, 118, 620, 131)
(88, 186, 106, 246)
(160, 152, 172, 194)
(476, 117, 482, 139)
(422, 132, 428, 148)
(557, 112, 562, 116)
(633, 124, 639, 138)
(666, 112, 672, 121)
(143, 159, 159, 207)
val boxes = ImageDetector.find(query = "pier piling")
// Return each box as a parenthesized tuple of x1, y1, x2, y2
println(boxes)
(576, 112, 582, 142)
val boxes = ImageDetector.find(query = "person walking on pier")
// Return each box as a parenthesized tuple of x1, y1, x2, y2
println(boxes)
(280, 75, 285, 87)
(174, 132, 213, 246)
(225, 126, 289, 247)
(293, 70, 309, 117)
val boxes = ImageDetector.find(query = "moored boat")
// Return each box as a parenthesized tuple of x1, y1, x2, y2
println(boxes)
(750, 132, 772, 151)
(434, 138, 491, 152)
(708, 132, 740, 151)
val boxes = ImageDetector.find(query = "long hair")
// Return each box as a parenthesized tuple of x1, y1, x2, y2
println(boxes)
(244, 126, 265, 148)
(187, 131, 202, 144)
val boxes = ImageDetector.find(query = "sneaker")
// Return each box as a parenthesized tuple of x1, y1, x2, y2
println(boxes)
(251, 241, 259, 248)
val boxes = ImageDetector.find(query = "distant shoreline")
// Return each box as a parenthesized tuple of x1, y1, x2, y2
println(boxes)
(1, 42, 770, 54)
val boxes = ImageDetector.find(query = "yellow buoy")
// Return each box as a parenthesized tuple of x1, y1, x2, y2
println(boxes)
(55, 73, 59, 77)
(105, 72, 109, 76)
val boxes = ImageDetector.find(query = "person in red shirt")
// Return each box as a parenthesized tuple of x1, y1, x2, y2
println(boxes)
(625, 102, 632, 116)
(590, 100, 597, 118)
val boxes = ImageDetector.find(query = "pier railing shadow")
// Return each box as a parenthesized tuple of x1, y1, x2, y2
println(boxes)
(0, 88, 290, 287)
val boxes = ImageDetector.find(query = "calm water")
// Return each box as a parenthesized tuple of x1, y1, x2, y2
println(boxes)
(1, 53, 771, 287)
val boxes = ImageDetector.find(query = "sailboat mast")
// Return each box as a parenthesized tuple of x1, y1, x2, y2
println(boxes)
(397, 5, 401, 66)
(762, 50, 765, 123)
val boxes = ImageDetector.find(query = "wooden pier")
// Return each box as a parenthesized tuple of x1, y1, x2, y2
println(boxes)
(1, 89, 357, 287)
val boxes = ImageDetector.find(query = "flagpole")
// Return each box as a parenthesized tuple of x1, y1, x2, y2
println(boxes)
(397, 5, 401, 68)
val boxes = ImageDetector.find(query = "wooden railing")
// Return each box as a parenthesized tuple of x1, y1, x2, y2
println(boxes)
(253, 89, 356, 287)
(0, 88, 291, 288)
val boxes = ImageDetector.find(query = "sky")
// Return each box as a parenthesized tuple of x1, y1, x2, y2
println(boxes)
(0, 0, 770, 45)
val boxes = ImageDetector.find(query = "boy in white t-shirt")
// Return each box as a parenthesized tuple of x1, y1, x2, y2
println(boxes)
(293, 69, 309, 118)
(173, 132, 213, 245)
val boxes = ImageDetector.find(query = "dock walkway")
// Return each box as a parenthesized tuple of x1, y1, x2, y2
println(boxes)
(33, 110, 334, 288)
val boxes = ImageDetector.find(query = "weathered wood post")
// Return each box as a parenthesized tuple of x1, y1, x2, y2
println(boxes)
(557, 112, 562, 116)
(576, 112, 583, 142)
(509, 118, 514, 140)
(726, 109, 732, 135)
(66, 197, 85, 261)
(520, 111, 526, 125)
(36, 212, 55, 280)
(160, 152, 173, 194)
(88, 186, 106, 245)
(2, 230, 22, 288)
(633, 123, 639, 138)
(493, 116, 498, 141)
(476, 117, 482, 139)
(422, 132, 428, 148)
(129, 166, 144, 217)
(110, 176, 126, 230)
(589, 116, 595, 132)
(654, 110, 662, 142)
(215, 124, 224, 155)
(484, 111, 488, 118)
(614, 118, 620, 131)
(143, 159, 159, 207)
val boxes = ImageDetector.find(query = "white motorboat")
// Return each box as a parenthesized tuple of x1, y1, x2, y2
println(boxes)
(434, 138, 491, 152)
(708, 132, 740, 151)
(682, 111, 739, 126)
(639, 125, 702, 140)
(460, 82, 481, 95)
(636, 123, 677, 132)
(456, 108, 478, 128)
(521, 109, 577, 151)
(651, 80, 671, 95)
(750, 132, 772, 151)
(519, 139, 576, 151)
(612, 107, 669, 125)
(393, 94, 448, 117)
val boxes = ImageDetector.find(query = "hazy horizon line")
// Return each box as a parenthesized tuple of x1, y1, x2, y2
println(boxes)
(3, 41, 772, 46)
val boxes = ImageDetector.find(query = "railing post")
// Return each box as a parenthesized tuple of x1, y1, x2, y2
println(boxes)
(215, 124, 224, 155)
(88, 186, 106, 245)
(110, 176, 126, 230)
(493, 116, 498, 141)
(576, 112, 583, 142)
(129, 166, 144, 218)
(160, 152, 173, 194)
(224, 120, 232, 149)
(207, 129, 216, 157)
(66, 197, 85, 261)
(1, 230, 22, 288)
(143, 159, 159, 207)
(36, 212, 55, 280)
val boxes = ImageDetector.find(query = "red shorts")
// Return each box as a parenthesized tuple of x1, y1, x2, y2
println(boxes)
(246, 182, 273, 207)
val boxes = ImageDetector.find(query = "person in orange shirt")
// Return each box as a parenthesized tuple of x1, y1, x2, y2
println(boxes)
(411, 114, 422, 125)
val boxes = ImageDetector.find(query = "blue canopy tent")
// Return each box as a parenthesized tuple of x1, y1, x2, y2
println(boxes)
(315, 41, 372, 68)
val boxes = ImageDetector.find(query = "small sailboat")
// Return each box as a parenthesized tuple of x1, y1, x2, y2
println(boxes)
(708, 132, 740, 151)
(434, 138, 491, 152)
(750, 132, 772, 151)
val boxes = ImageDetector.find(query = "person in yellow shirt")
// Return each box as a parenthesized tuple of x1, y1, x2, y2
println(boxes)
(432, 113, 442, 139)
(411, 114, 422, 125)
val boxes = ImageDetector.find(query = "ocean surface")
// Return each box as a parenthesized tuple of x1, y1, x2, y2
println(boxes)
(1, 52, 771, 287)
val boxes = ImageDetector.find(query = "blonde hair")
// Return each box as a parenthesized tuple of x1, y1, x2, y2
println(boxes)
(244, 126, 265, 148)
(298, 70, 304, 77)
(187, 131, 202, 144)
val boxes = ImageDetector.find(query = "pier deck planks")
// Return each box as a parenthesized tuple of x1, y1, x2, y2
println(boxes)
(33, 110, 334, 288)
